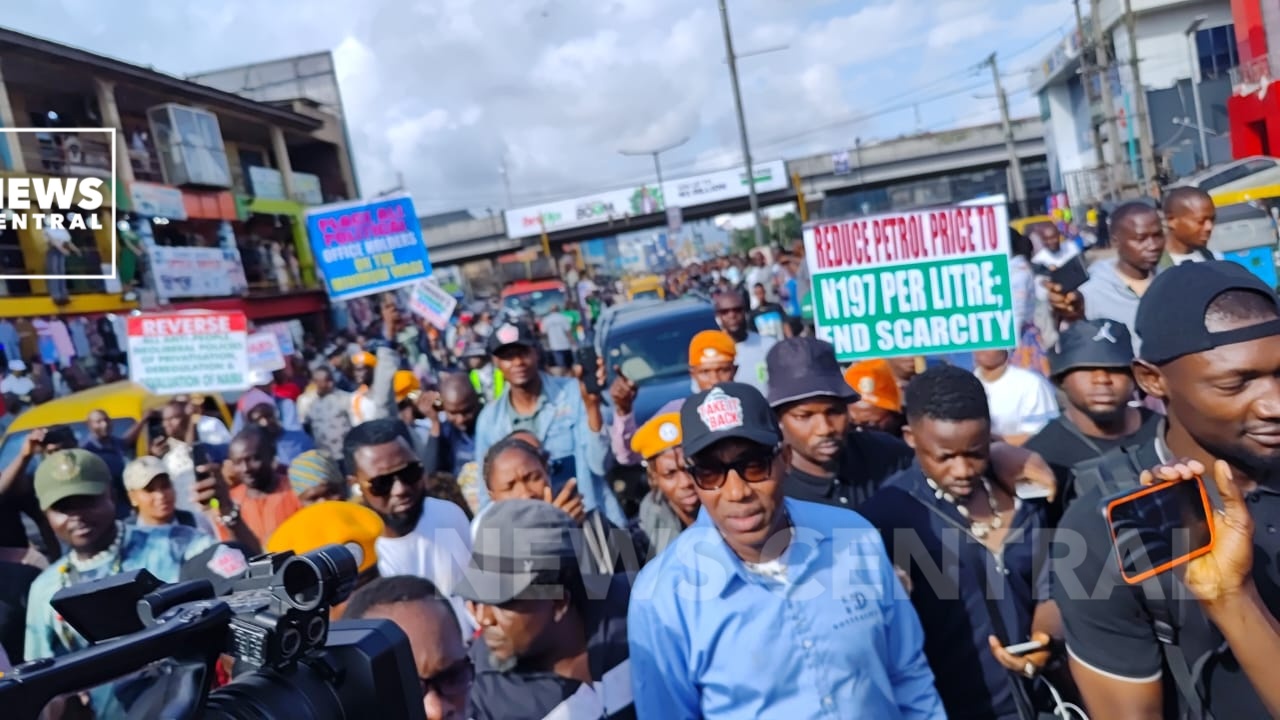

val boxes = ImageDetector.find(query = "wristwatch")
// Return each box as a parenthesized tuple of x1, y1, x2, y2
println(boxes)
(217, 503, 242, 528)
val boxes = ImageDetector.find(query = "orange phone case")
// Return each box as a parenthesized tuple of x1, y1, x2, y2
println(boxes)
(1104, 479, 1216, 585)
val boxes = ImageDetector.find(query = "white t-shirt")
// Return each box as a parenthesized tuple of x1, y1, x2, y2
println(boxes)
(1168, 248, 1223, 265)
(976, 365, 1059, 439)
(375, 497, 475, 637)
(733, 332, 776, 393)
(0, 375, 33, 397)
(1031, 244, 1079, 270)
(540, 312, 575, 352)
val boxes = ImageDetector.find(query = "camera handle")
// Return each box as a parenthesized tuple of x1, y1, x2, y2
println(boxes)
(0, 598, 233, 720)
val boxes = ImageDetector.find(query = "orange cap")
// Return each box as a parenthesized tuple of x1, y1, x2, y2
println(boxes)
(687, 330, 737, 368)
(843, 359, 903, 414)
(352, 351, 376, 368)
(630, 412, 682, 461)
(394, 370, 420, 403)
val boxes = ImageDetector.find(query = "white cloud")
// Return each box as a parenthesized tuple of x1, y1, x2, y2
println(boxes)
(1, 0, 1073, 214)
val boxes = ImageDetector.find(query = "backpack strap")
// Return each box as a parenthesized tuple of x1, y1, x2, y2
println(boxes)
(1142, 578, 1212, 720)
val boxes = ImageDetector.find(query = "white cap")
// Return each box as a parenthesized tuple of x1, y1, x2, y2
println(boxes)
(247, 368, 273, 387)
(7, 360, 26, 373)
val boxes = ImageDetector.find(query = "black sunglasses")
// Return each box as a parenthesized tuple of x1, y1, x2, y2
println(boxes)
(419, 656, 474, 698)
(686, 447, 779, 491)
(364, 461, 424, 497)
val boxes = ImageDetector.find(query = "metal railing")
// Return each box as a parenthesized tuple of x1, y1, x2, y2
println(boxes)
(20, 131, 112, 177)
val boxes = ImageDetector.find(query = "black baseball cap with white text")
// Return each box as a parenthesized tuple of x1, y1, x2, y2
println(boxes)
(680, 382, 782, 458)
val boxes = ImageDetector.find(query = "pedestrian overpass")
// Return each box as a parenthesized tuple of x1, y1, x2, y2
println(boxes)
(423, 118, 1046, 265)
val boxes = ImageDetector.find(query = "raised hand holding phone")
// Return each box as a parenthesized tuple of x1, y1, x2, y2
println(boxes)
(1141, 458, 1254, 604)
(544, 477, 585, 524)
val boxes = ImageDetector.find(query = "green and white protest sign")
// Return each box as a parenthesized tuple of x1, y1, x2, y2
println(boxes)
(802, 200, 1015, 361)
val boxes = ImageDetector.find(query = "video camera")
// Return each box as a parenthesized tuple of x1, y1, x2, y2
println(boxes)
(0, 544, 425, 720)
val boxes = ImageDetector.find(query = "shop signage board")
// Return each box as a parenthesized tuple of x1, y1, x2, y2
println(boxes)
(503, 160, 788, 239)
(127, 311, 249, 395)
(248, 166, 288, 201)
(408, 278, 459, 330)
(129, 181, 188, 220)
(149, 246, 248, 300)
(247, 331, 287, 372)
(305, 193, 431, 302)
(802, 199, 1013, 361)
(292, 173, 324, 205)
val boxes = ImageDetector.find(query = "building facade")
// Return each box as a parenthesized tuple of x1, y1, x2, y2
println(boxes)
(1226, 0, 1280, 157)
(1033, 0, 1237, 205)
(0, 29, 358, 368)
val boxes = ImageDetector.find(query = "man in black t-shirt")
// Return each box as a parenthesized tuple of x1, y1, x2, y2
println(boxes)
(1024, 319, 1161, 521)
(749, 283, 787, 341)
(766, 338, 914, 511)
(1053, 262, 1280, 719)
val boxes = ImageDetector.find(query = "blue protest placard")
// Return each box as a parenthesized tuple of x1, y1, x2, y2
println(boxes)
(304, 194, 431, 301)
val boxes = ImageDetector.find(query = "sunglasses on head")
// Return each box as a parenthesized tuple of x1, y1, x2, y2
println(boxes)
(686, 446, 779, 491)
(363, 461, 424, 497)
(419, 656, 474, 698)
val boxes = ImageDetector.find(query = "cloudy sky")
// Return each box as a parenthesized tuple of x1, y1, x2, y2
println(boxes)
(6, 0, 1075, 215)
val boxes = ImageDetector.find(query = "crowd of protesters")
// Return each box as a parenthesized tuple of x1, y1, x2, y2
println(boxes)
(3, 185, 1280, 719)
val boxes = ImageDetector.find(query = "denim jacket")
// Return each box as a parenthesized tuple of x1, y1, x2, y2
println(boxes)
(473, 372, 624, 525)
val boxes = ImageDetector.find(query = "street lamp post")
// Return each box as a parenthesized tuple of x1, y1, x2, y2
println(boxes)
(619, 136, 690, 212)
(1185, 15, 1210, 168)
(718, 0, 766, 248)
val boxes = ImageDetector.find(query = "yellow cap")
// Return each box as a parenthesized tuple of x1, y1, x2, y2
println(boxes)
(688, 330, 736, 367)
(266, 501, 384, 574)
(630, 412, 682, 461)
(394, 370, 420, 403)
(352, 351, 376, 368)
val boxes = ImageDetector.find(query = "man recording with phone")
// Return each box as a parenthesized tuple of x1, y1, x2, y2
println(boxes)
(1052, 261, 1280, 719)
(1048, 202, 1165, 356)
(471, 322, 625, 526)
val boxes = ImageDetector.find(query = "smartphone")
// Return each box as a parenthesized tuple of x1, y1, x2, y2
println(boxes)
(1003, 640, 1046, 656)
(1016, 483, 1052, 500)
(1049, 254, 1089, 294)
(192, 444, 213, 481)
(1103, 479, 1215, 585)
(576, 346, 603, 396)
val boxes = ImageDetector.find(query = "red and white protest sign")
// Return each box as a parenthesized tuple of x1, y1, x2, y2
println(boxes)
(126, 311, 249, 395)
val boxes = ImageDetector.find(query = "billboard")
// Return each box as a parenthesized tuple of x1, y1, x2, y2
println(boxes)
(504, 159, 789, 239)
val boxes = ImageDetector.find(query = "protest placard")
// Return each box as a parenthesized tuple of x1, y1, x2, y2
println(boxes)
(247, 332, 287, 372)
(408, 278, 459, 330)
(803, 200, 1014, 361)
(259, 322, 296, 356)
(127, 311, 249, 395)
(305, 193, 431, 301)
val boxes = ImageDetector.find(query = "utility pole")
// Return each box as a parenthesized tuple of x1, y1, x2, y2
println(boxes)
(1073, 0, 1109, 199)
(1185, 15, 1210, 168)
(718, 0, 766, 248)
(1091, 0, 1128, 195)
(987, 53, 1029, 217)
(498, 154, 514, 209)
(1123, 0, 1158, 195)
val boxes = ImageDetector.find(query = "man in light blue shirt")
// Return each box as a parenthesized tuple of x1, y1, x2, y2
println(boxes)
(628, 382, 944, 719)
(473, 322, 624, 525)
